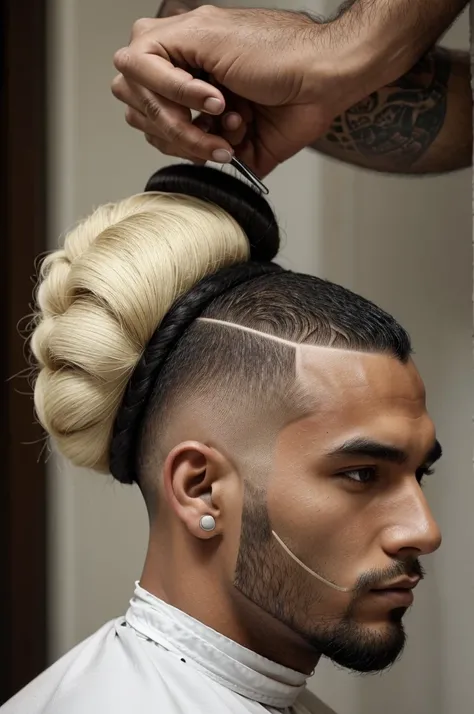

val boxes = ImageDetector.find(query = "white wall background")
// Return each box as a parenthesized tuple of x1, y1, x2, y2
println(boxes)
(46, 2, 473, 713)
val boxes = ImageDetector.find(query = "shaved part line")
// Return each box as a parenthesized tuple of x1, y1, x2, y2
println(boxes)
(197, 317, 299, 348)
(197, 317, 364, 354)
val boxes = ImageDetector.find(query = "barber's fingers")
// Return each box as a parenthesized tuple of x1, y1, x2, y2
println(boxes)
(145, 132, 205, 165)
(221, 113, 247, 147)
(125, 106, 152, 133)
(129, 18, 157, 41)
(112, 66, 224, 116)
(114, 50, 225, 116)
(112, 75, 234, 162)
(125, 106, 229, 165)
(112, 75, 149, 117)
(125, 105, 198, 162)
(217, 95, 254, 147)
(128, 17, 156, 42)
(193, 111, 247, 149)
(222, 113, 243, 132)
(144, 130, 206, 166)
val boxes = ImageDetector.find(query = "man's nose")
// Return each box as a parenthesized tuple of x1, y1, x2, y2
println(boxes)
(383, 485, 442, 559)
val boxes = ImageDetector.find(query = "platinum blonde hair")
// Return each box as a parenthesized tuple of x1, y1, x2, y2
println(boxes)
(31, 192, 251, 472)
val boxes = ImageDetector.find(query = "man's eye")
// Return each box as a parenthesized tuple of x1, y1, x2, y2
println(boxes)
(339, 466, 436, 487)
(340, 468, 377, 484)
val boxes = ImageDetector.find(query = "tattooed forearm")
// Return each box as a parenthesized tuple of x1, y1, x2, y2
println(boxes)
(327, 51, 450, 164)
(312, 48, 471, 173)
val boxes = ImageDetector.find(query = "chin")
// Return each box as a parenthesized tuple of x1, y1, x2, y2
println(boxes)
(339, 620, 406, 673)
(305, 613, 407, 674)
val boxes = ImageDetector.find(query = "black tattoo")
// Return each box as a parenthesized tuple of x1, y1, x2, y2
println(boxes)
(325, 49, 451, 169)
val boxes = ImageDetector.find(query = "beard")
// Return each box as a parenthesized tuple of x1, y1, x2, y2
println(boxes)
(233, 484, 418, 674)
(300, 607, 407, 673)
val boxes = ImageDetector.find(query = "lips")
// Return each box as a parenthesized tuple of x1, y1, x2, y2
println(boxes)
(372, 576, 421, 592)
(369, 577, 420, 608)
(369, 588, 415, 607)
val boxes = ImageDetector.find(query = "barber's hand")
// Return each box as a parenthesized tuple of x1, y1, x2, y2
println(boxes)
(112, 7, 352, 178)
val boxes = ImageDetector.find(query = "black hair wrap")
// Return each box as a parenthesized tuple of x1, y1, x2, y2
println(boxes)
(144, 164, 280, 261)
(109, 164, 284, 484)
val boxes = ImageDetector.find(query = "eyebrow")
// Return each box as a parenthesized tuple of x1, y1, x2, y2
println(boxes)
(327, 437, 442, 467)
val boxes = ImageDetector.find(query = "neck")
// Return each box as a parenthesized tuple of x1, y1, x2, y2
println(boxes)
(140, 529, 320, 674)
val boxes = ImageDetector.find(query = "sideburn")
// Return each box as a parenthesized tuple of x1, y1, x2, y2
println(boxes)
(233, 483, 315, 628)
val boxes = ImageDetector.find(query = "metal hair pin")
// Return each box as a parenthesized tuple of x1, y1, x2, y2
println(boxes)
(228, 156, 269, 195)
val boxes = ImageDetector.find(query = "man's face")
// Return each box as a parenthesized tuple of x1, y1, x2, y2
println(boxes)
(233, 347, 442, 673)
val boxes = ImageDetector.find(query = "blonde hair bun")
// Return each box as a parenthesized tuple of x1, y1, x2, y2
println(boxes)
(31, 164, 281, 478)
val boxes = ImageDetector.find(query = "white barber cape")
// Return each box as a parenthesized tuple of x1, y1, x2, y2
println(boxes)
(1, 584, 334, 714)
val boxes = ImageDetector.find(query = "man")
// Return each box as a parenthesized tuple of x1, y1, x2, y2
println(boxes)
(111, 1, 471, 177)
(1, 239, 442, 714)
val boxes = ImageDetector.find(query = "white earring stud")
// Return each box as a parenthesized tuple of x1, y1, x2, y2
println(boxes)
(199, 515, 216, 532)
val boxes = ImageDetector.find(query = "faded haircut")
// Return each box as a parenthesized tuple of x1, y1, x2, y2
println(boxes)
(138, 271, 411, 505)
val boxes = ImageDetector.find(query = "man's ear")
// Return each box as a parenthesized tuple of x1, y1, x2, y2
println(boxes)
(162, 441, 234, 539)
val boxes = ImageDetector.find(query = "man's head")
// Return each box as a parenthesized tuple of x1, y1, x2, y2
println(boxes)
(138, 271, 442, 674)
(31, 167, 441, 675)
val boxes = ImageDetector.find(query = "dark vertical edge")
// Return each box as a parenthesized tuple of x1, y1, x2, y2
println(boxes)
(0, 0, 48, 703)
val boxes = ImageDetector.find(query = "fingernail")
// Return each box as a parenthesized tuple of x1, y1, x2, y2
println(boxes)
(212, 149, 233, 164)
(203, 97, 224, 114)
(224, 113, 242, 131)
